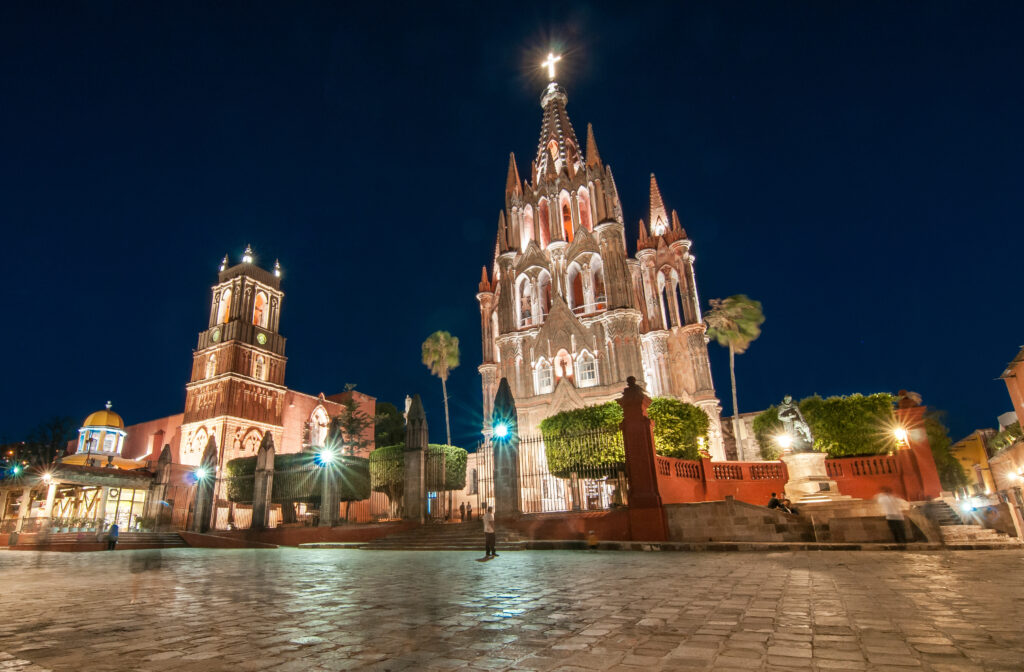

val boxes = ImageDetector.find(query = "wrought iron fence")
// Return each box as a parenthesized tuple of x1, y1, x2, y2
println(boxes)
(477, 427, 626, 514)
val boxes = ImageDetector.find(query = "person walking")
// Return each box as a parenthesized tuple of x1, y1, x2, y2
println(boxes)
(875, 487, 907, 543)
(460, 502, 466, 522)
(106, 522, 119, 551)
(466, 502, 472, 521)
(483, 506, 497, 557)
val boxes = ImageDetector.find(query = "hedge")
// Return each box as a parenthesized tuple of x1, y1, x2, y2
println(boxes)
(368, 443, 468, 497)
(539, 398, 709, 476)
(752, 393, 896, 458)
(224, 451, 370, 504)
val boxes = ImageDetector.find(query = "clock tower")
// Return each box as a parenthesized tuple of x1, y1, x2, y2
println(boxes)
(179, 246, 288, 469)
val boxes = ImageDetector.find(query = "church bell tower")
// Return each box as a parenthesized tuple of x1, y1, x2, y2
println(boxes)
(179, 246, 288, 467)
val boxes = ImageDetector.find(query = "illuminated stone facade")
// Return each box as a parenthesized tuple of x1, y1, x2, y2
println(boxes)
(477, 81, 724, 458)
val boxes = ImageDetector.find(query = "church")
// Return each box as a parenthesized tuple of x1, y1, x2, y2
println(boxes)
(476, 65, 724, 459)
(46, 248, 377, 530)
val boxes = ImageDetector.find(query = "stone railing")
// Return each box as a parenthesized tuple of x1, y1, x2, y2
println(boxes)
(826, 455, 899, 478)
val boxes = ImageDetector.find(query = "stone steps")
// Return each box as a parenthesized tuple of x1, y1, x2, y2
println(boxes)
(361, 522, 524, 551)
(940, 524, 1016, 544)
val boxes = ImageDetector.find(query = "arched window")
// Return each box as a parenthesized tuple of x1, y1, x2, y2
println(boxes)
(560, 192, 573, 242)
(522, 205, 535, 249)
(309, 406, 330, 447)
(516, 275, 533, 328)
(577, 187, 592, 232)
(537, 270, 552, 322)
(538, 199, 551, 248)
(577, 351, 598, 388)
(567, 263, 584, 314)
(592, 257, 607, 311)
(253, 355, 266, 381)
(534, 358, 554, 394)
(242, 429, 262, 453)
(253, 291, 268, 328)
(657, 271, 670, 329)
(190, 428, 209, 457)
(205, 353, 217, 379)
(217, 289, 232, 324)
(671, 269, 686, 325)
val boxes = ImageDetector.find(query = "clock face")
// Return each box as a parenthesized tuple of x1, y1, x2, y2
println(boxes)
(257, 332, 267, 345)
(211, 328, 221, 343)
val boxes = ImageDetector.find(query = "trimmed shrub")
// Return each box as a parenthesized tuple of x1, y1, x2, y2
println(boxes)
(540, 402, 625, 478)
(225, 451, 369, 504)
(648, 397, 710, 460)
(752, 393, 896, 457)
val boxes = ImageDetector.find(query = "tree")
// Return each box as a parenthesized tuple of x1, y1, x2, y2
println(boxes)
(924, 411, 969, 491)
(648, 398, 710, 460)
(704, 295, 765, 451)
(421, 331, 460, 446)
(752, 393, 896, 457)
(25, 416, 78, 466)
(990, 421, 1022, 454)
(374, 402, 405, 448)
(329, 384, 373, 456)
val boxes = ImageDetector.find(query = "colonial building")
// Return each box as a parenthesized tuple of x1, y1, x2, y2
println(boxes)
(476, 77, 724, 458)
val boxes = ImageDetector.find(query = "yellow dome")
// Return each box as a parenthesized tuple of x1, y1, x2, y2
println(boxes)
(83, 403, 124, 429)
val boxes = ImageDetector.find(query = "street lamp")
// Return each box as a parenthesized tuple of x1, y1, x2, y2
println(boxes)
(493, 422, 510, 439)
(194, 466, 209, 481)
(893, 427, 909, 448)
(775, 433, 793, 450)
(316, 447, 337, 466)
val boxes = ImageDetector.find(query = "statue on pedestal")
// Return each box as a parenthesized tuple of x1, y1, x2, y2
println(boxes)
(778, 395, 814, 453)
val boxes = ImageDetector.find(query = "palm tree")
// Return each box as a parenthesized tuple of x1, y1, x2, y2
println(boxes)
(705, 295, 765, 452)
(421, 331, 460, 446)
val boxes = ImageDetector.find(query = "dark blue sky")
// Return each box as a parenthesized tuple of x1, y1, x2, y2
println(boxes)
(2, 2, 1021, 446)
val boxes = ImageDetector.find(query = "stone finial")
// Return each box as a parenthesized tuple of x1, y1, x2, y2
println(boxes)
(157, 444, 172, 466)
(404, 394, 428, 452)
(105, 401, 112, 410)
(585, 123, 602, 169)
(220, 254, 228, 271)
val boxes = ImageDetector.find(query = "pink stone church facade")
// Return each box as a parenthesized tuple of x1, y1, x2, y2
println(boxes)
(476, 79, 724, 458)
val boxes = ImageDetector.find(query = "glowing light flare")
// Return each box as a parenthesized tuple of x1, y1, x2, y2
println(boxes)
(41, 473, 52, 483)
(493, 423, 510, 439)
(316, 448, 337, 466)
(893, 427, 909, 446)
(775, 433, 793, 449)
(12, 465, 22, 475)
(194, 467, 209, 481)
(542, 52, 562, 80)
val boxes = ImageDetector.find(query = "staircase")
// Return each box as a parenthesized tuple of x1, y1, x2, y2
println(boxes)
(923, 500, 963, 526)
(14, 531, 189, 551)
(940, 524, 1018, 545)
(361, 521, 524, 551)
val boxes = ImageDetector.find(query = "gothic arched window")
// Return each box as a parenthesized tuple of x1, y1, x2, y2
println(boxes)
(577, 351, 598, 388)
(522, 205, 535, 249)
(537, 270, 552, 322)
(516, 275, 533, 328)
(253, 355, 266, 381)
(567, 263, 584, 313)
(554, 349, 574, 380)
(577, 187, 592, 232)
(205, 353, 217, 379)
(253, 291, 268, 328)
(217, 289, 232, 324)
(560, 192, 573, 243)
(657, 271, 670, 329)
(309, 406, 329, 447)
(538, 199, 551, 248)
(535, 358, 554, 394)
(591, 257, 607, 311)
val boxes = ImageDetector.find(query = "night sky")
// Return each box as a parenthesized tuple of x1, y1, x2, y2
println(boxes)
(2, 2, 1022, 447)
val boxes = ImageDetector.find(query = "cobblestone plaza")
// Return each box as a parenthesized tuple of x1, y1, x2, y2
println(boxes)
(1, 549, 1022, 671)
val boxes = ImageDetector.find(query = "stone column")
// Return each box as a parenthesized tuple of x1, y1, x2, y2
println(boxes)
(319, 453, 339, 528)
(403, 394, 428, 524)
(15, 487, 33, 533)
(145, 445, 172, 527)
(96, 486, 109, 530)
(191, 437, 218, 533)
(251, 434, 275, 530)
(492, 378, 520, 520)
(41, 481, 57, 529)
(617, 376, 668, 541)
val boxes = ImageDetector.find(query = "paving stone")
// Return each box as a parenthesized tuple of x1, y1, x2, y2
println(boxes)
(0, 548, 1023, 671)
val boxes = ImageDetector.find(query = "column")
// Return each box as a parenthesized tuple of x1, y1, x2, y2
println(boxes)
(492, 378, 521, 520)
(41, 482, 57, 529)
(15, 487, 32, 532)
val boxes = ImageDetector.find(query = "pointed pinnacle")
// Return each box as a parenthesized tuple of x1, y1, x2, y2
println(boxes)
(505, 153, 521, 196)
(585, 123, 602, 168)
(649, 174, 669, 234)
(638, 219, 649, 242)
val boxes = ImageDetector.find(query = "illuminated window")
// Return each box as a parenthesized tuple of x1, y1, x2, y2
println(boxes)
(577, 187, 592, 231)
(578, 352, 598, 387)
(205, 354, 217, 379)
(538, 199, 550, 248)
(521, 205, 534, 249)
(535, 360, 554, 394)
(561, 201, 573, 242)
(253, 291, 268, 328)
(217, 289, 232, 324)
(253, 355, 266, 381)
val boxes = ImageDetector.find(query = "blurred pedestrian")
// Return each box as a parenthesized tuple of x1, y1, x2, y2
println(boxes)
(130, 548, 163, 604)
(875, 487, 907, 543)
(106, 522, 119, 550)
(767, 492, 780, 509)
(460, 502, 466, 522)
(483, 506, 496, 557)
(466, 502, 472, 521)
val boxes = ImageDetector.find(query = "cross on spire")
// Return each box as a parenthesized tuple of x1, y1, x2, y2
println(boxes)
(542, 52, 562, 80)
